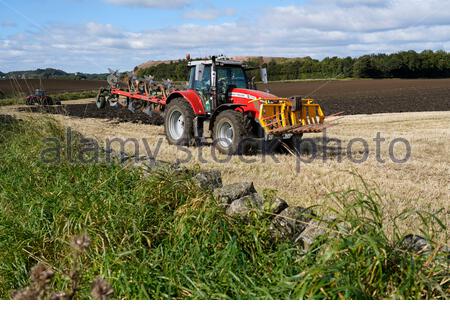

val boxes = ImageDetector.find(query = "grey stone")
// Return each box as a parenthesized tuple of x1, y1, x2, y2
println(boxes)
(193, 170, 223, 190)
(401, 234, 432, 254)
(265, 197, 288, 216)
(226, 193, 263, 217)
(213, 182, 257, 205)
(298, 219, 327, 249)
(270, 206, 315, 245)
(125, 158, 173, 175)
(401, 235, 450, 259)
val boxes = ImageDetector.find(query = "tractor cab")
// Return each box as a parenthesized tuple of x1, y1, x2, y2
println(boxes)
(34, 89, 46, 97)
(187, 58, 252, 113)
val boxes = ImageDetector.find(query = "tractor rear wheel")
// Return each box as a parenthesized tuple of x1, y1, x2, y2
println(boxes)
(41, 96, 53, 106)
(164, 98, 195, 146)
(212, 110, 248, 155)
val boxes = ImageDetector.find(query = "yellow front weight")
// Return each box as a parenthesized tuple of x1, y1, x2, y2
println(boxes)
(256, 98, 325, 134)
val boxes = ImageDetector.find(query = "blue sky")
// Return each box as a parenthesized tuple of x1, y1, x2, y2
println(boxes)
(1, 0, 449, 73)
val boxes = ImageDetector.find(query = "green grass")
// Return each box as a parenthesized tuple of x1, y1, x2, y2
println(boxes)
(0, 116, 448, 299)
(0, 97, 24, 106)
(51, 90, 97, 101)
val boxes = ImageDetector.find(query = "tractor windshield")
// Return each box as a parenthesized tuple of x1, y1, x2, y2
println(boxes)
(216, 66, 248, 90)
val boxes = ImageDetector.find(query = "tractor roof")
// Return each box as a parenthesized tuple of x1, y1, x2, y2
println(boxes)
(188, 58, 244, 67)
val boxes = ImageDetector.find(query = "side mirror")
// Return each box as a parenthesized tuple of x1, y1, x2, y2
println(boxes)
(260, 67, 268, 84)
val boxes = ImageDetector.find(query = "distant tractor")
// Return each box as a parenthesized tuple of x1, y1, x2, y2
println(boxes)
(25, 89, 54, 106)
(96, 56, 329, 154)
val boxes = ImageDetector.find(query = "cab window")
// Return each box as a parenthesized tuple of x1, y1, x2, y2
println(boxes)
(188, 65, 211, 91)
(216, 66, 248, 90)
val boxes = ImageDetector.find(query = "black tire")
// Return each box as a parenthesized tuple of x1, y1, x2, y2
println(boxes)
(96, 96, 106, 109)
(212, 109, 248, 155)
(164, 98, 195, 146)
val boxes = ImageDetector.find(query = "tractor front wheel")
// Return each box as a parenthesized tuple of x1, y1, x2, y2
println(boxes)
(212, 110, 248, 155)
(164, 98, 195, 146)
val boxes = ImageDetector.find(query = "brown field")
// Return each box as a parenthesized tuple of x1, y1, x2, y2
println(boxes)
(258, 78, 450, 115)
(0, 79, 107, 96)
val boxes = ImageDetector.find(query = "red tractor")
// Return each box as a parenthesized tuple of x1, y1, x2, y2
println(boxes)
(96, 57, 328, 154)
(25, 89, 55, 106)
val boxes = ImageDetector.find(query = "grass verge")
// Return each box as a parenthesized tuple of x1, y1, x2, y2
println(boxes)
(0, 116, 448, 299)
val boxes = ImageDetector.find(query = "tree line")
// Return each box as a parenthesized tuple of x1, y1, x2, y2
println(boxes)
(1, 68, 108, 80)
(137, 50, 450, 81)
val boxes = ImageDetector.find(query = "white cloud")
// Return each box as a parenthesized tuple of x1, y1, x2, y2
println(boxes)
(1, 0, 449, 72)
(104, 0, 190, 8)
(314, 0, 389, 7)
(271, 0, 450, 32)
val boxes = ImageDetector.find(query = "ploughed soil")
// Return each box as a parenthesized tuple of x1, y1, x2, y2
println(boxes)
(15, 78, 450, 123)
(259, 78, 450, 115)
(18, 104, 164, 125)
(0, 79, 107, 95)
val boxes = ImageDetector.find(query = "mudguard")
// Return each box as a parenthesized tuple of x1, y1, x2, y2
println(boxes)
(166, 90, 205, 115)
